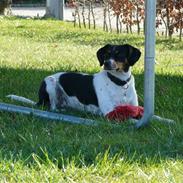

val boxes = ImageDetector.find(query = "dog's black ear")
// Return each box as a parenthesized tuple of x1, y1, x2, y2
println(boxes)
(96, 44, 111, 66)
(125, 44, 141, 66)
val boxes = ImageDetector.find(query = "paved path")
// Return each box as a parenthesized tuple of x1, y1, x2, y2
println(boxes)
(11, 7, 119, 29)
(11, 7, 74, 21)
(11, 7, 165, 33)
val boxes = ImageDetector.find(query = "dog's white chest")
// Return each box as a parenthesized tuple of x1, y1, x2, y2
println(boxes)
(93, 71, 137, 115)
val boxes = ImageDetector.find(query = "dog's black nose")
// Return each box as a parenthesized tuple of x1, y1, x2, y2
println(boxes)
(104, 61, 112, 70)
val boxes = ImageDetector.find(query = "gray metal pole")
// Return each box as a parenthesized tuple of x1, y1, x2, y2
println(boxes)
(60, 0, 64, 20)
(136, 0, 156, 128)
(46, 0, 64, 20)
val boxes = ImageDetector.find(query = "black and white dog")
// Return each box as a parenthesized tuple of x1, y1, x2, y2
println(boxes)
(7, 44, 141, 116)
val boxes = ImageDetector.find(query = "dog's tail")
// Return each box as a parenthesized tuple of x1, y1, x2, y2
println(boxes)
(6, 95, 37, 106)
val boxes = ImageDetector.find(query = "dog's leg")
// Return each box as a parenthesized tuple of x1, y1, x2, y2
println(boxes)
(128, 79, 139, 106)
(37, 80, 50, 107)
(45, 76, 58, 111)
(131, 84, 139, 106)
(98, 97, 116, 116)
(55, 84, 67, 110)
(130, 93, 138, 106)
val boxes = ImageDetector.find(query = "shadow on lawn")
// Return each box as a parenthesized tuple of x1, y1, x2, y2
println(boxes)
(0, 66, 183, 167)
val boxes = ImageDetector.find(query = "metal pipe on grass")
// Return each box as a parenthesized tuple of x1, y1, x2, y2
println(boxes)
(0, 102, 97, 126)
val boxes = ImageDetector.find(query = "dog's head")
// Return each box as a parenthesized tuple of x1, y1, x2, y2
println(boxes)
(96, 44, 141, 72)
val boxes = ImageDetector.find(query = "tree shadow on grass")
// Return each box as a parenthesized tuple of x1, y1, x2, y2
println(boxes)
(0, 66, 183, 168)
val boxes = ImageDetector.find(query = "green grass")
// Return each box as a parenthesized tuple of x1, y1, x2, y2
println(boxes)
(0, 17, 183, 182)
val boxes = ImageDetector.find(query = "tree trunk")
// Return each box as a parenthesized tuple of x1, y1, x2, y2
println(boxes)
(88, 1, 91, 29)
(73, 11, 76, 27)
(119, 20, 122, 33)
(129, 24, 132, 34)
(126, 25, 129, 33)
(160, 13, 168, 38)
(143, 17, 145, 35)
(103, 4, 108, 32)
(129, 12, 133, 34)
(82, 0, 86, 28)
(107, 1, 112, 32)
(116, 15, 119, 34)
(166, 7, 172, 39)
(90, 1, 96, 29)
(77, 6, 81, 28)
(136, 5, 140, 34)
(179, 18, 182, 41)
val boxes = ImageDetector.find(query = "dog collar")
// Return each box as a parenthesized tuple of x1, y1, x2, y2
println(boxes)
(107, 72, 131, 87)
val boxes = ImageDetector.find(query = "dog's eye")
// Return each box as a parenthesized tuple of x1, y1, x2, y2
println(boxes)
(115, 50, 120, 54)
(105, 50, 111, 57)
(107, 50, 111, 54)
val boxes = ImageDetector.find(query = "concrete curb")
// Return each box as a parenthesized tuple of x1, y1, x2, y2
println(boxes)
(12, 3, 46, 7)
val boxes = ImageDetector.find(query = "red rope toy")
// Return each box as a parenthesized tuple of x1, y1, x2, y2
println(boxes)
(106, 105, 144, 122)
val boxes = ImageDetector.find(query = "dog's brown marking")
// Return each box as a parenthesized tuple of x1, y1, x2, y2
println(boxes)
(115, 59, 128, 72)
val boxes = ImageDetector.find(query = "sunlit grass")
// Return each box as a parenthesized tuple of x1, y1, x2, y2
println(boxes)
(0, 17, 183, 182)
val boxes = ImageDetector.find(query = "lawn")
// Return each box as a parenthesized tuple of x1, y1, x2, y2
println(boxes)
(0, 17, 183, 182)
